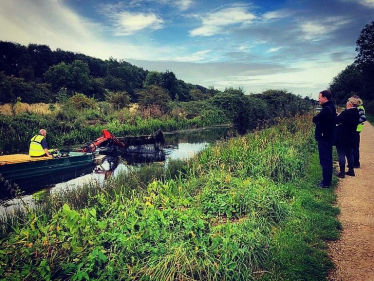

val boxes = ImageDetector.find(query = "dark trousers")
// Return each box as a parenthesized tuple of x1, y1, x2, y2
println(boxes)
(353, 131, 360, 167)
(336, 146, 354, 172)
(318, 141, 333, 186)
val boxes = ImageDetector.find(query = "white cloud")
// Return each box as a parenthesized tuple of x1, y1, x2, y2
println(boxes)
(175, 0, 195, 10)
(262, 9, 294, 20)
(190, 5, 256, 37)
(359, 0, 374, 8)
(343, 0, 374, 8)
(267, 47, 282, 53)
(174, 50, 211, 62)
(300, 17, 351, 40)
(0, 0, 99, 53)
(0, 0, 174, 61)
(104, 8, 164, 36)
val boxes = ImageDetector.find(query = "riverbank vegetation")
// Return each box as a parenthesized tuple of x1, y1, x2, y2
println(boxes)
(0, 88, 312, 154)
(0, 114, 341, 280)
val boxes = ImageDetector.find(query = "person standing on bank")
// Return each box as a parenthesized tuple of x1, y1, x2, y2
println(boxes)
(313, 90, 336, 188)
(352, 95, 366, 168)
(29, 129, 52, 157)
(335, 97, 360, 178)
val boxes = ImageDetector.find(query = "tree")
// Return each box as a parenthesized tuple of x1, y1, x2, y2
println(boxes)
(356, 21, 374, 66)
(27, 44, 54, 79)
(329, 64, 363, 105)
(105, 91, 131, 110)
(44, 60, 90, 94)
(143, 71, 163, 88)
(355, 21, 374, 100)
(70, 60, 90, 93)
(44, 62, 72, 92)
(68, 93, 97, 110)
(210, 89, 257, 134)
(162, 70, 178, 100)
(137, 85, 171, 112)
(190, 89, 205, 101)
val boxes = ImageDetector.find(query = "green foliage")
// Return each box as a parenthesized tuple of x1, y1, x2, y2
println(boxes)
(355, 20, 374, 66)
(105, 91, 131, 110)
(210, 89, 271, 134)
(143, 71, 163, 88)
(44, 60, 90, 94)
(67, 93, 97, 110)
(137, 85, 171, 112)
(330, 21, 374, 102)
(252, 89, 311, 118)
(0, 41, 211, 104)
(355, 21, 374, 100)
(0, 114, 341, 280)
(329, 64, 363, 105)
(0, 72, 52, 103)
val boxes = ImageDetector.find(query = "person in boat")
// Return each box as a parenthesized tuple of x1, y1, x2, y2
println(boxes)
(29, 129, 52, 157)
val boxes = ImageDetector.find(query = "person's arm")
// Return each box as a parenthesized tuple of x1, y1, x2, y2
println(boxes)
(41, 138, 52, 157)
(44, 148, 52, 157)
(358, 108, 366, 123)
(313, 106, 332, 124)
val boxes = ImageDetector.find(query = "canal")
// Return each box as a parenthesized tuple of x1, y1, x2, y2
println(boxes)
(0, 125, 234, 214)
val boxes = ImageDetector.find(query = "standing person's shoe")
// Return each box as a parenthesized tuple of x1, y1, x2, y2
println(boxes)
(317, 182, 330, 188)
(346, 170, 355, 176)
(336, 171, 345, 178)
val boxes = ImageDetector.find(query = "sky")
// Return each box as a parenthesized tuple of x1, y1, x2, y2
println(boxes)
(0, 0, 373, 99)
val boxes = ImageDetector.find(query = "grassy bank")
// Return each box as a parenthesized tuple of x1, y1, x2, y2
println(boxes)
(0, 113, 340, 280)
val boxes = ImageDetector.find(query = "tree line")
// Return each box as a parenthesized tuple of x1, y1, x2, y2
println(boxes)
(0, 41, 216, 104)
(330, 21, 374, 113)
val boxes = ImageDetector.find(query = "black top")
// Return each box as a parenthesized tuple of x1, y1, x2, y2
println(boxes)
(312, 100, 336, 144)
(335, 108, 360, 148)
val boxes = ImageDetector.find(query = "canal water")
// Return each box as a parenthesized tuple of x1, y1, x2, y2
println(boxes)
(0, 125, 234, 213)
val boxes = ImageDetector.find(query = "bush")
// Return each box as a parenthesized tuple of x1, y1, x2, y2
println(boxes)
(67, 93, 97, 110)
(105, 91, 131, 110)
(137, 85, 171, 113)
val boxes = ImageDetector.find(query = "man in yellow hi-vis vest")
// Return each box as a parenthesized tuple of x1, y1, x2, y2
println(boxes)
(352, 95, 366, 168)
(29, 129, 52, 157)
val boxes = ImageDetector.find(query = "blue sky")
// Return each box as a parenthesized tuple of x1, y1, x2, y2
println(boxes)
(1, 0, 373, 98)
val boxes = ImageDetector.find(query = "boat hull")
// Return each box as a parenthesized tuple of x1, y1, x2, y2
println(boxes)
(0, 152, 94, 195)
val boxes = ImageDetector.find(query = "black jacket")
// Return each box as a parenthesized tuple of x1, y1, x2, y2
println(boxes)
(335, 108, 360, 148)
(312, 100, 336, 143)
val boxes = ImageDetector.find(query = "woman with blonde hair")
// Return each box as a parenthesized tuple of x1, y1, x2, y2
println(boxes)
(335, 97, 360, 178)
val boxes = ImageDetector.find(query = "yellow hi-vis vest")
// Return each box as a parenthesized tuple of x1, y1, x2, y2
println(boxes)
(29, 135, 45, 156)
(357, 105, 365, 132)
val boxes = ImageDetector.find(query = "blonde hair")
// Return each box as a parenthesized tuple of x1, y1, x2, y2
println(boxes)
(347, 97, 360, 107)
(352, 95, 363, 106)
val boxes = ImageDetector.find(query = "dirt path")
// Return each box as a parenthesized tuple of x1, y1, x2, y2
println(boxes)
(328, 122, 374, 281)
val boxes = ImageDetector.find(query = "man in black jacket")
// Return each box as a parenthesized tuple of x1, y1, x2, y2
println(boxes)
(312, 90, 336, 188)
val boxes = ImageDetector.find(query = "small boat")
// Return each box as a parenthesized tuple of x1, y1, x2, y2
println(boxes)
(0, 151, 94, 197)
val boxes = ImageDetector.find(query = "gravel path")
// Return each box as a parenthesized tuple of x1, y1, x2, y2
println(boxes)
(328, 122, 374, 281)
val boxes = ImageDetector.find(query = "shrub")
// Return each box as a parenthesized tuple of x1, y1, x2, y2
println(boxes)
(105, 91, 131, 110)
(68, 93, 97, 110)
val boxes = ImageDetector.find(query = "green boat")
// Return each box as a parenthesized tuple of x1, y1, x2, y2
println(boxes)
(0, 151, 94, 196)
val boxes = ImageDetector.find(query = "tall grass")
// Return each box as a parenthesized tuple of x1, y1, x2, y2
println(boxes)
(0, 113, 341, 280)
